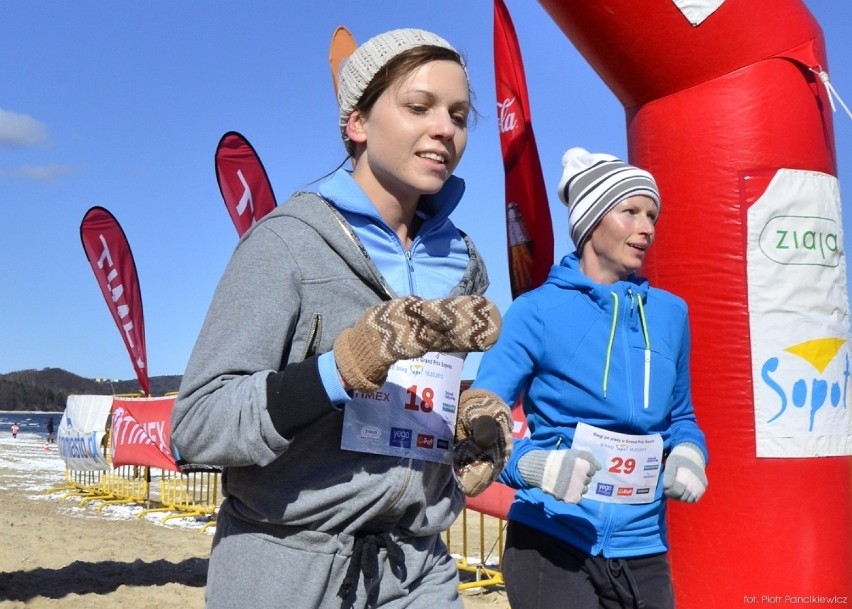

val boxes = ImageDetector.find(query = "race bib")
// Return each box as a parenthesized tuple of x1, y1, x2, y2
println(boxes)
(572, 422, 663, 504)
(340, 352, 463, 464)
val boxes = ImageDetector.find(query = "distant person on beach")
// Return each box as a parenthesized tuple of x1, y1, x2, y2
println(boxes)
(172, 28, 513, 609)
(472, 148, 709, 609)
(10, 422, 19, 439)
(46, 416, 55, 443)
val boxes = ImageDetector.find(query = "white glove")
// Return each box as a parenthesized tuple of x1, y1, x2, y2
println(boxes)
(663, 443, 707, 503)
(518, 449, 601, 504)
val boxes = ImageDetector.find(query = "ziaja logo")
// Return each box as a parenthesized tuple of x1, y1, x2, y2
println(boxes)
(758, 215, 841, 267)
(760, 336, 849, 432)
(358, 426, 381, 442)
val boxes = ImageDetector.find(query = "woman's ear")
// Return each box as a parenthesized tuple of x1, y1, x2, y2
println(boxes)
(346, 110, 367, 145)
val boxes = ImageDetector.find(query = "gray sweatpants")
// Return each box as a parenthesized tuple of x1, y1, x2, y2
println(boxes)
(205, 508, 464, 609)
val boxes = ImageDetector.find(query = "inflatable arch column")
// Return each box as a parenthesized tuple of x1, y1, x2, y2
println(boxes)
(537, 0, 851, 604)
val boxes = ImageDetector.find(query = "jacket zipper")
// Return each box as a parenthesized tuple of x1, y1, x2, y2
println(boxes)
(626, 288, 652, 410)
(327, 200, 417, 513)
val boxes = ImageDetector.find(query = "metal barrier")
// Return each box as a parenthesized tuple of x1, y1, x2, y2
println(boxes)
(83, 465, 150, 511)
(45, 467, 106, 501)
(445, 508, 506, 591)
(136, 467, 220, 523)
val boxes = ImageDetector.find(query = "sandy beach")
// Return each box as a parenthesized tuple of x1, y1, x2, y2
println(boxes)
(0, 432, 509, 608)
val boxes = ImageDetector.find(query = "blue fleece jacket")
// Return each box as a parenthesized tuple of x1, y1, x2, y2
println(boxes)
(472, 252, 708, 558)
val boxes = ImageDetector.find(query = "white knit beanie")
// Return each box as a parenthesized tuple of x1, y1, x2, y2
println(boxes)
(557, 147, 661, 252)
(337, 28, 461, 150)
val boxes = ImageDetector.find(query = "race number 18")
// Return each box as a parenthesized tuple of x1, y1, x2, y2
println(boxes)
(404, 385, 435, 413)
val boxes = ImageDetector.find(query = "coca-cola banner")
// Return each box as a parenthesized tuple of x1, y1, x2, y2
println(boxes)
(111, 397, 179, 472)
(494, 0, 554, 298)
(80, 206, 149, 396)
(215, 131, 277, 237)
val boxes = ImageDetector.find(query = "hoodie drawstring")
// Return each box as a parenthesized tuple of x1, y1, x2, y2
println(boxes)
(606, 558, 646, 609)
(337, 532, 406, 606)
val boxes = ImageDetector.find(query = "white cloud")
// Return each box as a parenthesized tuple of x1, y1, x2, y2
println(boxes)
(13, 164, 74, 181)
(0, 108, 49, 148)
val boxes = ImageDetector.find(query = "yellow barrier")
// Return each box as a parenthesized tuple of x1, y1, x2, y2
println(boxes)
(446, 508, 506, 591)
(83, 465, 150, 511)
(136, 468, 220, 523)
(44, 467, 106, 501)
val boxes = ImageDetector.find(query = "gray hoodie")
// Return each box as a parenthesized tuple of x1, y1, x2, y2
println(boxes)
(171, 191, 490, 539)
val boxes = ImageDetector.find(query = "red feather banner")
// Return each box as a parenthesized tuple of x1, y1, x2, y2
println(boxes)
(215, 131, 277, 237)
(80, 206, 149, 396)
(111, 397, 180, 472)
(494, 0, 554, 298)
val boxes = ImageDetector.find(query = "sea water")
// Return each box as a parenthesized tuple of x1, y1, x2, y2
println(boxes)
(0, 411, 61, 439)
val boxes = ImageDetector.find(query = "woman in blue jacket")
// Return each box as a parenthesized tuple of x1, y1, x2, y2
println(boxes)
(472, 147, 709, 609)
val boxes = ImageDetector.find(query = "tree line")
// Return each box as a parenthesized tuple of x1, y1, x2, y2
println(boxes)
(0, 368, 182, 412)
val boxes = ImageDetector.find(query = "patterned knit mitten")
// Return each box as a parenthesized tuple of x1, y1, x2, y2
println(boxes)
(416, 295, 502, 354)
(334, 295, 501, 393)
(453, 389, 514, 497)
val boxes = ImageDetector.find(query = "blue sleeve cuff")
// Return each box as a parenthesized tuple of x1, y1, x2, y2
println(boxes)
(318, 351, 352, 405)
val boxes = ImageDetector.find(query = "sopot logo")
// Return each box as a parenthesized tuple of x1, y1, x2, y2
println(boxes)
(758, 215, 841, 267)
(406, 363, 424, 378)
(760, 337, 849, 432)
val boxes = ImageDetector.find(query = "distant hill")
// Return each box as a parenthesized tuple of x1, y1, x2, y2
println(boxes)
(0, 368, 182, 412)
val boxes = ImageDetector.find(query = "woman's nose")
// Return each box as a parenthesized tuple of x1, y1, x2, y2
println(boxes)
(639, 215, 656, 235)
(431, 111, 456, 139)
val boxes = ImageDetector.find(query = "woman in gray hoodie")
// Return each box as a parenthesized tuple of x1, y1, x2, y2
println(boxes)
(172, 28, 512, 609)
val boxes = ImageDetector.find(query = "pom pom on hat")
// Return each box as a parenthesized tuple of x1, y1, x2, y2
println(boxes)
(557, 147, 661, 252)
(337, 28, 462, 152)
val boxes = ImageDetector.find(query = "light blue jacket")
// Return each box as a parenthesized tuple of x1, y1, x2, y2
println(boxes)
(472, 252, 708, 558)
(318, 167, 470, 299)
(316, 168, 471, 402)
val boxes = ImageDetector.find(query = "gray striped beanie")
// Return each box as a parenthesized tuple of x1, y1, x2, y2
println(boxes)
(337, 28, 462, 151)
(557, 147, 661, 253)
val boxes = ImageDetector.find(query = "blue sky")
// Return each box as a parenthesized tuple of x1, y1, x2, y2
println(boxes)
(1, 1, 850, 384)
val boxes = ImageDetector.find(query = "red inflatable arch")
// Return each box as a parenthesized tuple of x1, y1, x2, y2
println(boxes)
(535, 0, 851, 605)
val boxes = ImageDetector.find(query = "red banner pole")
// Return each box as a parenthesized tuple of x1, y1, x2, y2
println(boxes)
(80, 206, 150, 396)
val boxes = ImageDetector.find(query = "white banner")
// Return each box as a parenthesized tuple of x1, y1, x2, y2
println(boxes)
(341, 352, 463, 464)
(57, 394, 113, 470)
(747, 169, 852, 457)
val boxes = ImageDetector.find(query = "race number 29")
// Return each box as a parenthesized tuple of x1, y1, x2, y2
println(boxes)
(609, 457, 636, 474)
